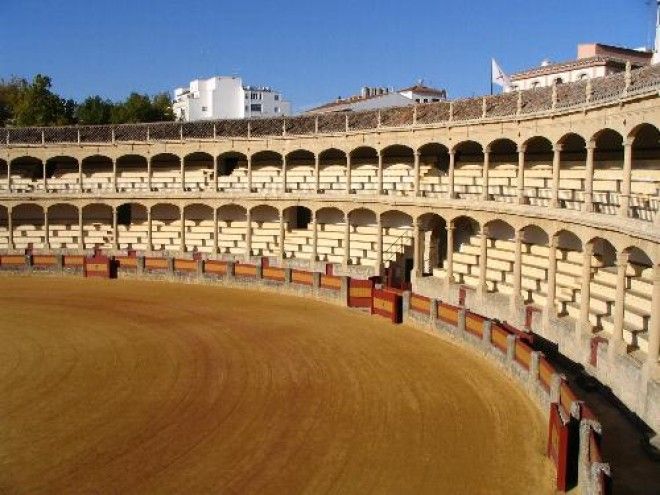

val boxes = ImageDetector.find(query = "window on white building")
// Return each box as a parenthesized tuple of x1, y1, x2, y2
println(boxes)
(274, 94, 279, 101)
(202, 106, 207, 112)
(251, 93, 259, 100)
(274, 107, 280, 113)
(251, 104, 262, 112)
(579, 73, 588, 80)
(554, 77, 563, 85)
(531, 81, 540, 88)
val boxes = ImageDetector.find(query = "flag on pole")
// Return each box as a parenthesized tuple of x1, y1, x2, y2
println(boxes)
(491, 59, 512, 90)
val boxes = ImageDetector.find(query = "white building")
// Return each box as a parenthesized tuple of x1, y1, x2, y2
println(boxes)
(307, 83, 447, 114)
(505, 43, 653, 92)
(173, 76, 291, 121)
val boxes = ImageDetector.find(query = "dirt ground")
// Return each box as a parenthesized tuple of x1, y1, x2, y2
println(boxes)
(0, 277, 555, 494)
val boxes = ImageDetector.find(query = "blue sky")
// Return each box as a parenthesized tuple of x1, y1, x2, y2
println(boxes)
(1, 0, 656, 111)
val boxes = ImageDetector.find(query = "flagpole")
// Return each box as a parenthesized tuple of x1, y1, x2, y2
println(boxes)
(490, 59, 493, 95)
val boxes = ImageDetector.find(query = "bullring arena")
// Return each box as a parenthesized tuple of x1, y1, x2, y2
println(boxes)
(0, 65, 659, 493)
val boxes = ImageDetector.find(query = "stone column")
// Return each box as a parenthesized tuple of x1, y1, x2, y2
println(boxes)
(147, 156, 153, 191)
(580, 242, 594, 333)
(278, 210, 286, 260)
(44, 207, 50, 249)
(446, 222, 454, 283)
(42, 161, 48, 193)
(413, 150, 421, 197)
(7, 209, 13, 249)
(551, 143, 562, 208)
(78, 207, 84, 250)
(179, 207, 186, 252)
(413, 218, 422, 277)
(512, 229, 523, 308)
(478, 226, 489, 296)
(112, 207, 118, 249)
(311, 211, 318, 261)
(147, 207, 153, 251)
(245, 209, 252, 260)
(517, 144, 526, 204)
(375, 215, 383, 274)
(583, 143, 595, 212)
(314, 153, 320, 193)
(112, 158, 118, 193)
(212, 208, 218, 254)
(247, 155, 253, 192)
(546, 235, 559, 319)
(343, 213, 351, 266)
(214, 156, 219, 192)
(377, 150, 384, 195)
(345, 153, 352, 194)
(612, 250, 629, 350)
(481, 147, 490, 200)
(6, 160, 11, 193)
(448, 150, 455, 199)
(645, 263, 660, 373)
(78, 159, 84, 193)
(281, 155, 287, 193)
(619, 139, 633, 218)
(180, 156, 185, 192)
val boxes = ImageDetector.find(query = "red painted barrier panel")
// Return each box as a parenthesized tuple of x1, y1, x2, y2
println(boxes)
(371, 288, 402, 323)
(500, 321, 534, 345)
(174, 258, 197, 273)
(514, 340, 533, 369)
(63, 255, 85, 268)
(204, 260, 227, 276)
(263, 266, 285, 282)
(291, 269, 313, 286)
(234, 263, 257, 278)
(32, 254, 57, 267)
(465, 312, 485, 337)
(438, 302, 459, 326)
(410, 293, 431, 314)
(320, 274, 341, 290)
(490, 323, 509, 352)
(548, 403, 570, 491)
(539, 357, 555, 392)
(0, 254, 27, 267)
(144, 257, 169, 272)
(349, 278, 373, 308)
(84, 255, 115, 279)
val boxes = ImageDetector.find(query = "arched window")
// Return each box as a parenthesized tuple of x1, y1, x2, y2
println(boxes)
(554, 77, 563, 85)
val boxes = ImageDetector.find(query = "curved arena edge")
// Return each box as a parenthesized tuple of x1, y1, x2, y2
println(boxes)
(1, 66, 659, 494)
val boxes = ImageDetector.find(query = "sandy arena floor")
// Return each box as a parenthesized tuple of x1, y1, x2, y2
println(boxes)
(0, 277, 554, 494)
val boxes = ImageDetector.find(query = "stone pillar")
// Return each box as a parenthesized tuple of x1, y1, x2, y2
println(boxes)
(442, 224, 454, 285)
(146, 156, 152, 191)
(580, 242, 594, 333)
(314, 153, 320, 193)
(506, 334, 517, 362)
(517, 144, 526, 204)
(478, 226, 489, 296)
(112, 207, 118, 249)
(343, 213, 351, 266)
(530, 351, 541, 385)
(212, 208, 218, 254)
(112, 158, 118, 193)
(646, 263, 660, 373)
(44, 207, 50, 249)
(612, 251, 629, 351)
(42, 161, 48, 193)
(413, 219, 422, 277)
(78, 207, 84, 250)
(346, 153, 352, 194)
(78, 159, 84, 193)
(6, 160, 11, 193)
(375, 215, 383, 275)
(281, 155, 287, 192)
(481, 148, 490, 200)
(448, 150, 455, 199)
(7, 208, 13, 249)
(377, 150, 383, 195)
(584, 143, 595, 212)
(482, 319, 492, 346)
(279, 210, 286, 260)
(619, 139, 633, 218)
(512, 229, 523, 308)
(180, 156, 185, 192)
(413, 150, 421, 197)
(179, 207, 186, 252)
(247, 155, 253, 192)
(214, 156, 220, 192)
(551, 143, 562, 208)
(311, 212, 318, 261)
(245, 209, 252, 260)
(546, 234, 559, 319)
(147, 207, 153, 251)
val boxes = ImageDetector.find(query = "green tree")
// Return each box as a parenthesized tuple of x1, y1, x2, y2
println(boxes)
(151, 92, 174, 121)
(75, 95, 114, 125)
(0, 76, 28, 126)
(13, 74, 74, 126)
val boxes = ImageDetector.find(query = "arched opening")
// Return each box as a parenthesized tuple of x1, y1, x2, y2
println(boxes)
(381, 145, 414, 196)
(116, 154, 148, 192)
(217, 204, 248, 256)
(81, 155, 113, 193)
(282, 205, 313, 260)
(448, 215, 480, 285)
(285, 150, 315, 193)
(349, 146, 378, 195)
(10, 156, 42, 193)
(318, 148, 347, 193)
(45, 156, 78, 193)
(417, 213, 447, 276)
(575, 237, 617, 332)
(380, 210, 413, 286)
(151, 153, 180, 192)
(184, 204, 214, 253)
(250, 205, 280, 257)
(217, 152, 248, 192)
(553, 230, 583, 316)
(488, 139, 518, 203)
(523, 137, 553, 206)
(150, 203, 179, 252)
(629, 123, 660, 221)
(82, 204, 113, 249)
(0, 159, 7, 193)
(0, 206, 8, 249)
(251, 151, 282, 194)
(519, 225, 550, 305)
(453, 141, 484, 200)
(592, 129, 624, 215)
(483, 219, 516, 294)
(12, 203, 45, 249)
(418, 143, 450, 198)
(315, 207, 345, 264)
(557, 133, 587, 211)
(620, 247, 653, 353)
(183, 152, 213, 192)
(48, 203, 79, 249)
(347, 208, 378, 268)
